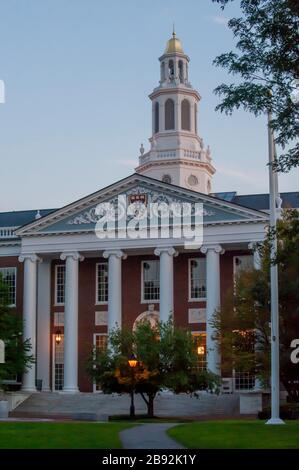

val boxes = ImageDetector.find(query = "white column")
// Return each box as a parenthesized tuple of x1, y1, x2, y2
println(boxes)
(60, 252, 84, 393)
(36, 260, 51, 391)
(18, 254, 41, 392)
(154, 247, 178, 323)
(200, 245, 224, 376)
(103, 250, 126, 332)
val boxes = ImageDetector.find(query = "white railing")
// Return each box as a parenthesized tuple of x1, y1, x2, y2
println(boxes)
(0, 227, 17, 238)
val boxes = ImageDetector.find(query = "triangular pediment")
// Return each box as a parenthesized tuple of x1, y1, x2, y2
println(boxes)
(16, 174, 268, 236)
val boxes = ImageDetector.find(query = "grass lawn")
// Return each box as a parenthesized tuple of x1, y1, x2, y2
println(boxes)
(168, 420, 299, 449)
(0, 422, 133, 449)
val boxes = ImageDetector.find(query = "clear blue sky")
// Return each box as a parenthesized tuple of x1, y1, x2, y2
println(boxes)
(0, 0, 298, 212)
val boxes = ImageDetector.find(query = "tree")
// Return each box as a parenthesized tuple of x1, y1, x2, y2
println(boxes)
(212, 209, 299, 401)
(87, 320, 219, 417)
(212, 0, 299, 172)
(0, 275, 33, 387)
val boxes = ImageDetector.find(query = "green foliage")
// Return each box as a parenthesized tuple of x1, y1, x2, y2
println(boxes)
(212, 0, 299, 172)
(87, 320, 220, 416)
(213, 210, 299, 401)
(0, 275, 34, 387)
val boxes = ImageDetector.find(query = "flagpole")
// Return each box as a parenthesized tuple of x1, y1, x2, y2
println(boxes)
(266, 105, 285, 425)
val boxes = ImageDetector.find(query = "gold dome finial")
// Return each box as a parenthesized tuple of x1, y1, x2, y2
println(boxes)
(164, 25, 184, 54)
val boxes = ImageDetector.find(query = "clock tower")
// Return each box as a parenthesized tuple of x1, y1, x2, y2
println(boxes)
(136, 30, 215, 194)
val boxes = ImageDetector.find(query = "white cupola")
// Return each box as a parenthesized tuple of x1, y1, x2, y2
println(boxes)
(135, 29, 215, 194)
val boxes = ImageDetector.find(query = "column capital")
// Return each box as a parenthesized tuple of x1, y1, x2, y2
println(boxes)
(154, 246, 178, 257)
(60, 252, 84, 262)
(103, 249, 127, 260)
(200, 244, 225, 255)
(248, 241, 260, 251)
(19, 254, 42, 263)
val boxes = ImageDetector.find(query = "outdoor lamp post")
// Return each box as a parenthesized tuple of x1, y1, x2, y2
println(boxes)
(128, 354, 138, 419)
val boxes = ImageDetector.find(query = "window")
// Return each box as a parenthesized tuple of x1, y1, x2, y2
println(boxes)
(142, 260, 160, 302)
(168, 59, 174, 79)
(189, 258, 206, 300)
(94, 333, 108, 392)
(234, 371, 255, 391)
(95, 333, 108, 351)
(181, 99, 191, 131)
(96, 263, 108, 304)
(165, 98, 175, 130)
(234, 255, 254, 279)
(160, 61, 165, 81)
(53, 333, 64, 391)
(178, 60, 184, 83)
(194, 102, 197, 133)
(154, 102, 159, 134)
(0, 267, 17, 306)
(55, 265, 65, 305)
(192, 332, 207, 371)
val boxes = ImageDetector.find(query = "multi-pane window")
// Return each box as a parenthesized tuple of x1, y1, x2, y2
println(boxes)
(96, 263, 108, 303)
(94, 334, 108, 392)
(95, 334, 108, 351)
(0, 267, 17, 306)
(192, 332, 207, 371)
(189, 258, 206, 300)
(142, 260, 160, 302)
(54, 334, 64, 391)
(55, 265, 65, 305)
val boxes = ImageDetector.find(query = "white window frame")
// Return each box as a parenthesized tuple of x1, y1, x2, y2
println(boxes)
(141, 260, 160, 304)
(0, 267, 17, 307)
(95, 262, 108, 305)
(93, 333, 108, 393)
(54, 264, 65, 306)
(188, 258, 206, 302)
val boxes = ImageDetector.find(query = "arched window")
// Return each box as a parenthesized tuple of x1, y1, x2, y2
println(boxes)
(154, 102, 159, 134)
(181, 99, 191, 131)
(194, 102, 197, 133)
(178, 60, 184, 83)
(168, 60, 174, 79)
(160, 62, 165, 81)
(165, 99, 175, 130)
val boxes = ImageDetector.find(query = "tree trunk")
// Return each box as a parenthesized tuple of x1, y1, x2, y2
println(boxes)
(147, 393, 155, 418)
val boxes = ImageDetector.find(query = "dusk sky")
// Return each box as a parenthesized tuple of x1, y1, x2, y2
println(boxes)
(0, 0, 298, 212)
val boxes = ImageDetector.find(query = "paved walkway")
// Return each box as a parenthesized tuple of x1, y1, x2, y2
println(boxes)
(120, 423, 184, 449)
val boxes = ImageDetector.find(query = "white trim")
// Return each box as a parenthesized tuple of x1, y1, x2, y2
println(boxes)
(54, 264, 65, 306)
(93, 333, 108, 393)
(95, 262, 108, 305)
(141, 260, 160, 304)
(0, 266, 17, 307)
(188, 258, 206, 302)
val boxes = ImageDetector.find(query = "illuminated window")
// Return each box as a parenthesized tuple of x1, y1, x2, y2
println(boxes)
(192, 332, 207, 371)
